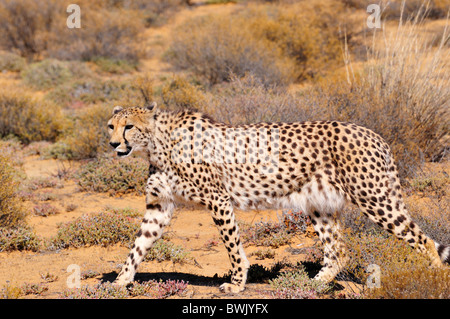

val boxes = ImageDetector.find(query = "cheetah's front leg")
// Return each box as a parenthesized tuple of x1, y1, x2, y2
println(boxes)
(114, 173, 174, 286)
(210, 201, 250, 293)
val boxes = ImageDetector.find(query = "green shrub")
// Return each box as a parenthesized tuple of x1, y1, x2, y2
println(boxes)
(21, 59, 73, 90)
(92, 57, 138, 74)
(269, 266, 330, 299)
(50, 209, 192, 264)
(74, 156, 148, 195)
(50, 211, 141, 249)
(47, 79, 130, 107)
(0, 226, 41, 252)
(59, 282, 129, 299)
(0, 51, 26, 72)
(0, 89, 63, 143)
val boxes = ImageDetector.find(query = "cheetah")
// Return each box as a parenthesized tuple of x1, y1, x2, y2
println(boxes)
(107, 103, 449, 293)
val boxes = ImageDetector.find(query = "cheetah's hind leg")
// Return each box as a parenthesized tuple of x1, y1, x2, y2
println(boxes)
(309, 210, 349, 283)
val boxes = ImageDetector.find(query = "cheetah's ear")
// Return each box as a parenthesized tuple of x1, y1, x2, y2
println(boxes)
(113, 105, 123, 115)
(145, 101, 157, 111)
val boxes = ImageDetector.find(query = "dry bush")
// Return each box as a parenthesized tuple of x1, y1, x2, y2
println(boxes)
(0, 153, 26, 228)
(128, 0, 190, 26)
(208, 74, 320, 125)
(407, 171, 450, 245)
(294, 6, 449, 179)
(161, 75, 209, 112)
(339, 204, 449, 298)
(341, 0, 449, 20)
(0, 0, 63, 58)
(366, 266, 450, 298)
(346, 6, 448, 175)
(168, 11, 294, 86)
(168, 1, 353, 86)
(48, 104, 112, 160)
(0, 88, 63, 143)
(49, 6, 145, 62)
(0, 0, 145, 62)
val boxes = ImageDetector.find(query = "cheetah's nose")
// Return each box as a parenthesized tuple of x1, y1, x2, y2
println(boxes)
(110, 142, 120, 149)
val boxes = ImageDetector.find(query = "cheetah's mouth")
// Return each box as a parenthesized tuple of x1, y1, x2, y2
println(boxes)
(117, 146, 133, 157)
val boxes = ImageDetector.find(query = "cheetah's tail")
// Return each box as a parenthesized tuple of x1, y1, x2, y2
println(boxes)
(435, 242, 450, 264)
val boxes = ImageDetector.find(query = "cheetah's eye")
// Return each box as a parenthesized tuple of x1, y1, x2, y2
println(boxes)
(108, 124, 114, 130)
(125, 124, 134, 130)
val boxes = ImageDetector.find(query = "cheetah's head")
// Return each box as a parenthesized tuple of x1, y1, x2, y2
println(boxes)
(107, 102, 157, 158)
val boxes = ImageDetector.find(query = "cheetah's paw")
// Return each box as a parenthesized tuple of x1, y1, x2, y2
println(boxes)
(219, 283, 244, 294)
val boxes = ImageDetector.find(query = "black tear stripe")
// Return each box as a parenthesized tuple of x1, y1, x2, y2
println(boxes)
(122, 128, 130, 146)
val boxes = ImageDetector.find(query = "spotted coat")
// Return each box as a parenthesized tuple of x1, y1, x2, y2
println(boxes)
(107, 104, 449, 293)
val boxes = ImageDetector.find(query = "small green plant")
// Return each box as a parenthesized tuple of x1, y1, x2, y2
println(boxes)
(93, 57, 138, 74)
(269, 266, 330, 299)
(251, 248, 275, 260)
(60, 282, 129, 299)
(21, 283, 48, 296)
(145, 239, 193, 264)
(24, 176, 63, 191)
(40, 272, 58, 283)
(59, 280, 188, 299)
(81, 270, 100, 280)
(32, 203, 60, 217)
(104, 206, 143, 219)
(128, 279, 188, 298)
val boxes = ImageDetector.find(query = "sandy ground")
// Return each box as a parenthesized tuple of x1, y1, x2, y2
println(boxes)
(0, 155, 320, 299)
